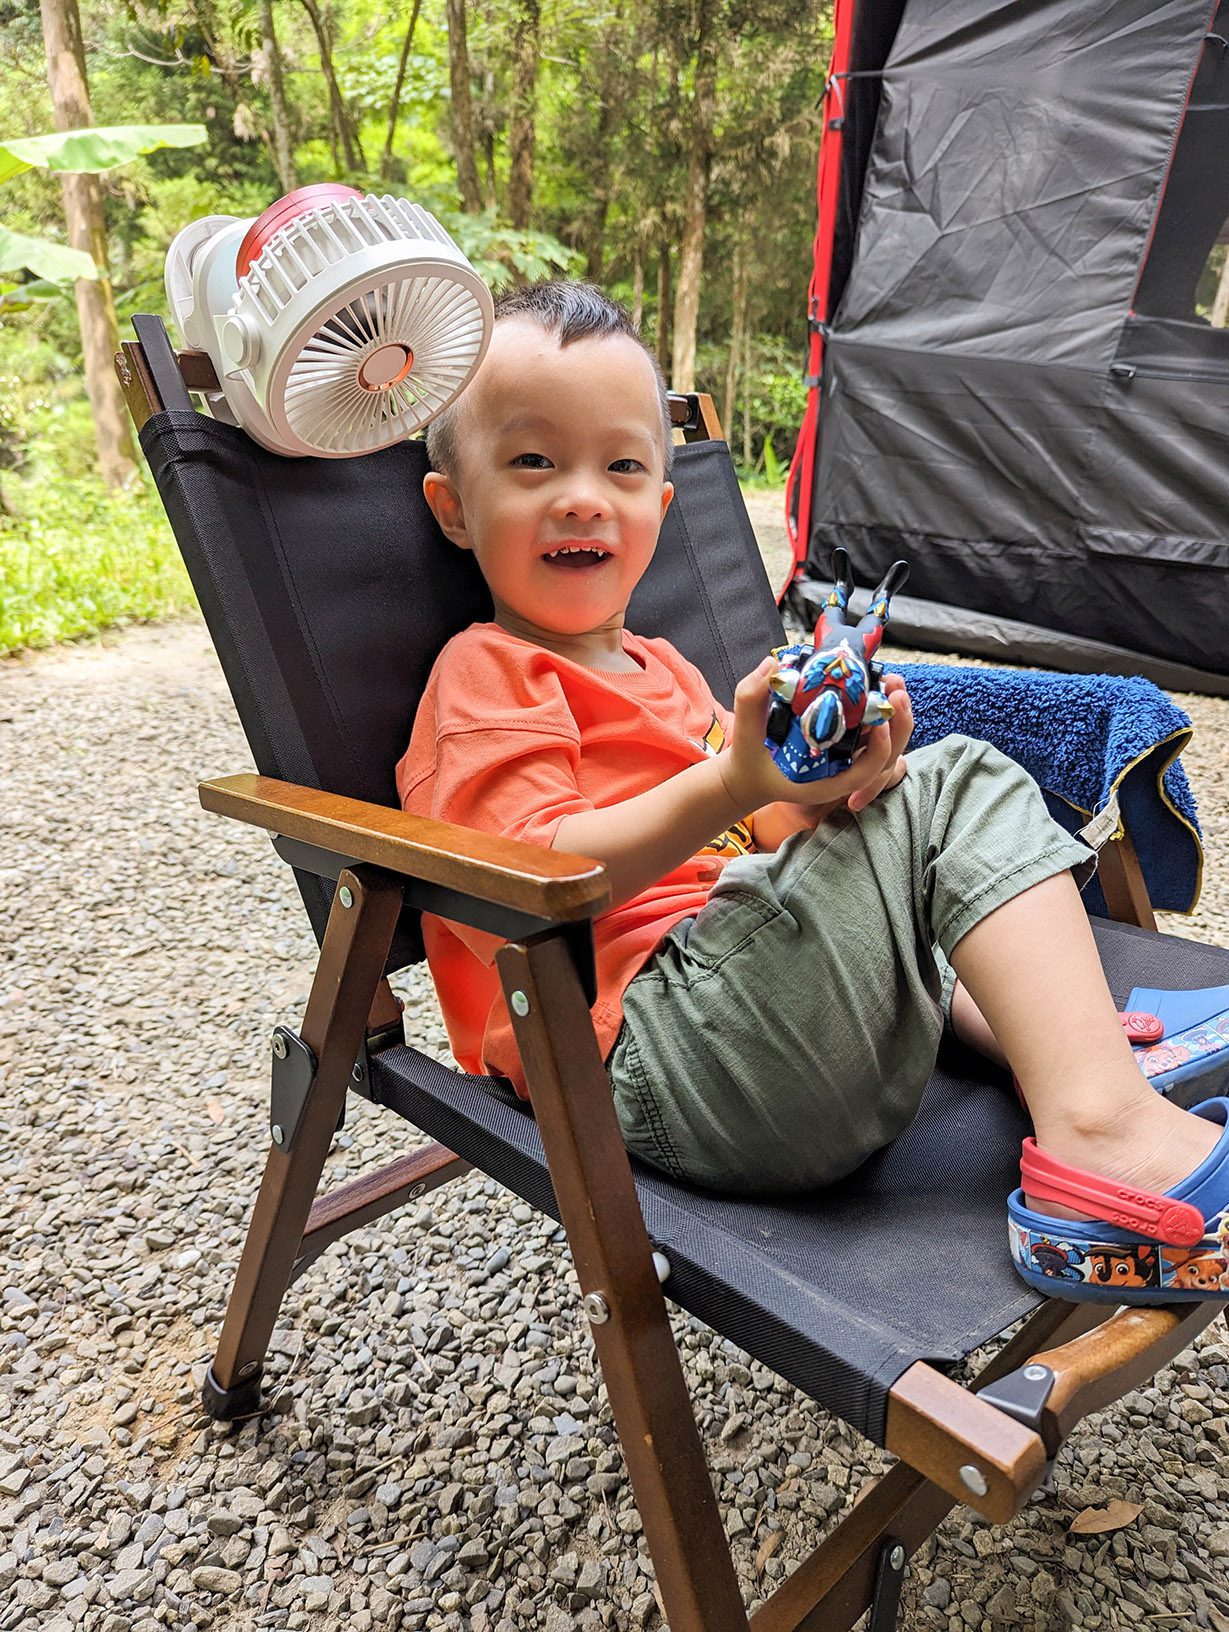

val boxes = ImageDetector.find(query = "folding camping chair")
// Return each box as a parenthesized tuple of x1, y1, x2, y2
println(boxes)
(115, 317, 1228, 1632)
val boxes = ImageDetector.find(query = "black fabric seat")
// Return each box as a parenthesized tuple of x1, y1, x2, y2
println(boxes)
(370, 919, 1229, 1446)
(139, 405, 1228, 1452)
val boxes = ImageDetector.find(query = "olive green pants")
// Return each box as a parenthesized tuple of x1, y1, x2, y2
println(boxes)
(607, 735, 1093, 1195)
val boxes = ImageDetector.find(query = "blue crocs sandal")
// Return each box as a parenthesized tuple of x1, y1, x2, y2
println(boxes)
(1007, 1097, 1229, 1304)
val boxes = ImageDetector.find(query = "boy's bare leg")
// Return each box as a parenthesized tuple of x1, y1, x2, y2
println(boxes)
(948, 871, 1220, 1221)
(949, 979, 1008, 1068)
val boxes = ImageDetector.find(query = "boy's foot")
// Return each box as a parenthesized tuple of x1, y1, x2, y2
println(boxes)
(1010, 1097, 1229, 1303)
(1023, 1091, 1221, 1222)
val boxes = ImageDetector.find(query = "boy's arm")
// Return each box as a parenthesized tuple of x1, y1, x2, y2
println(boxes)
(553, 753, 747, 909)
(554, 663, 912, 905)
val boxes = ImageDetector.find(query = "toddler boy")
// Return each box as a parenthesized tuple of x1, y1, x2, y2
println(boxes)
(397, 281, 1221, 1226)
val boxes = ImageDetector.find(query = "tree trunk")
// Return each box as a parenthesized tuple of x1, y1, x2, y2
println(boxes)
(381, 0, 424, 180)
(655, 243, 671, 377)
(446, 0, 483, 212)
(671, 0, 719, 392)
(742, 316, 751, 470)
(257, 0, 297, 192)
(193, 1, 245, 99)
(580, 15, 625, 279)
(631, 244, 644, 328)
(482, 66, 498, 211)
(584, 186, 609, 282)
(507, 0, 539, 230)
(723, 233, 748, 440)
(1212, 250, 1229, 328)
(39, 0, 136, 486)
(299, 0, 364, 173)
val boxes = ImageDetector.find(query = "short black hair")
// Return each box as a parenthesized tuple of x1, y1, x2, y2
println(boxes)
(426, 279, 673, 477)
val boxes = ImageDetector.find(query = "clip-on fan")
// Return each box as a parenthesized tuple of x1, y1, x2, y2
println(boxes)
(164, 183, 494, 458)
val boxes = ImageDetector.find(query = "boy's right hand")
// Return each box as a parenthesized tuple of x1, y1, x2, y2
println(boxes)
(718, 654, 910, 816)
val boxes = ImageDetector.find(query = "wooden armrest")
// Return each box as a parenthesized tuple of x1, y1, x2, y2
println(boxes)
(885, 1363, 1048, 1524)
(1026, 1300, 1216, 1445)
(199, 773, 610, 922)
(885, 1296, 1218, 1524)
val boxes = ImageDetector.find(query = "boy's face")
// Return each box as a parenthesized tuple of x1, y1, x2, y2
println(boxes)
(422, 318, 674, 652)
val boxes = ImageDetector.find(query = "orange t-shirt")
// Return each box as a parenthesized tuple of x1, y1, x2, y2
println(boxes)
(396, 622, 755, 1097)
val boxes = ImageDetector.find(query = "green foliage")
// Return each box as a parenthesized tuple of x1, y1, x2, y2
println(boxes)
(0, 0, 828, 650)
(435, 206, 579, 290)
(0, 120, 208, 284)
(697, 334, 809, 480)
(0, 122, 207, 184)
(741, 346, 808, 471)
(0, 224, 97, 283)
(0, 330, 192, 655)
(0, 472, 192, 655)
(1196, 244, 1228, 323)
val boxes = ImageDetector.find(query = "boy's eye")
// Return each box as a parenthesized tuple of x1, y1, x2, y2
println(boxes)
(510, 452, 553, 469)
(610, 458, 646, 475)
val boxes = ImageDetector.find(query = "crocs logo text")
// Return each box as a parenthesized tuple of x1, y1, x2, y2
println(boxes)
(1113, 1187, 1152, 1206)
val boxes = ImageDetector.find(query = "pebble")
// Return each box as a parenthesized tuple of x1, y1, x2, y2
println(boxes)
(191, 1565, 243, 1594)
(2, 606, 1228, 1632)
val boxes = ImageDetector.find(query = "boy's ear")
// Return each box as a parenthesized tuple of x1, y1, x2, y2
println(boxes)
(660, 481, 675, 523)
(422, 470, 471, 551)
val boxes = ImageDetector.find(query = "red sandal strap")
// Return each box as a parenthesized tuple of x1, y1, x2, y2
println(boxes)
(1020, 1139, 1206, 1247)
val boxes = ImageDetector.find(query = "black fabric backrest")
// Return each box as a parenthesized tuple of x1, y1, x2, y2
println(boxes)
(139, 410, 784, 968)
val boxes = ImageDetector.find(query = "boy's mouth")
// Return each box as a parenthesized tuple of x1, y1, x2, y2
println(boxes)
(541, 544, 612, 569)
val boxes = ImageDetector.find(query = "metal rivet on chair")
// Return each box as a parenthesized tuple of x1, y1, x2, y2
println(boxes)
(959, 1464, 988, 1497)
(338, 885, 354, 909)
(582, 1292, 610, 1325)
(652, 1252, 671, 1284)
(889, 1545, 905, 1571)
(1023, 1364, 1049, 1381)
(271, 1123, 285, 1146)
(272, 1032, 287, 1059)
(510, 990, 530, 1017)
(352, 1063, 364, 1083)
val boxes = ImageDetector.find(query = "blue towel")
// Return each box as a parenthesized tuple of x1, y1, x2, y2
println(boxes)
(886, 663, 1202, 915)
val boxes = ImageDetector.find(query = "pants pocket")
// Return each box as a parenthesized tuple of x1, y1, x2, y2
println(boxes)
(672, 888, 784, 974)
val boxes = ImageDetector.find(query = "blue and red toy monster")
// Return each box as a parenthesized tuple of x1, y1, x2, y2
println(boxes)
(765, 548, 910, 783)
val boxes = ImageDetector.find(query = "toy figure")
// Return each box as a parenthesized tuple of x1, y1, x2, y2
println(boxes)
(765, 548, 910, 782)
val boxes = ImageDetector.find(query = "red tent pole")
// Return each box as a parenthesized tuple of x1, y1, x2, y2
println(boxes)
(782, 0, 858, 602)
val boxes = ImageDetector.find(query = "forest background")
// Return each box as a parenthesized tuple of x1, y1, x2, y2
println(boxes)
(0, 0, 831, 653)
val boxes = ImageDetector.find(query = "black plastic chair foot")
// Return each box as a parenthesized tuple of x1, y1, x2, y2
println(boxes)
(201, 1363, 264, 1421)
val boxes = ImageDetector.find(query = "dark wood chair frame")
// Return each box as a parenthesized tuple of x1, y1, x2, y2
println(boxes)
(116, 332, 1223, 1632)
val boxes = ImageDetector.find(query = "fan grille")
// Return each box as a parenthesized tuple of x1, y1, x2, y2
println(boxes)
(283, 274, 487, 454)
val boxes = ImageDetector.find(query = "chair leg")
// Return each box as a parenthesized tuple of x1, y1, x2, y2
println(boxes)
(497, 931, 752, 1632)
(203, 865, 404, 1419)
(1097, 827, 1158, 930)
(748, 1298, 1096, 1632)
(499, 943, 1102, 1632)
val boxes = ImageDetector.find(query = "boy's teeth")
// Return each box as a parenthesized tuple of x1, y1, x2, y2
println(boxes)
(545, 546, 608, 559)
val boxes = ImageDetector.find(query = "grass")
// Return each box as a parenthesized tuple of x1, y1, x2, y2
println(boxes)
(0, 471, 195, 657)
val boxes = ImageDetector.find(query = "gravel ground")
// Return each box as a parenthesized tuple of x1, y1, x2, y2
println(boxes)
(2, 497, 1229, 1632)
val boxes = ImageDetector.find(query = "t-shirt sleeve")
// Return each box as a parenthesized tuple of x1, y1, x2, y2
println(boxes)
(432, 724, 594, 850)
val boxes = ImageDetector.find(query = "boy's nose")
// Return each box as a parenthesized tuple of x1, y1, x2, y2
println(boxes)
(554, 480, 611, 520)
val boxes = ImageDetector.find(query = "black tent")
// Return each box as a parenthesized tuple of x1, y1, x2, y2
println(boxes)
(786, 0, 1229, 695)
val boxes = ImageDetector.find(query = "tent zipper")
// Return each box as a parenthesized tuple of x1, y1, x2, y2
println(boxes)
(1111, 360, 1229, 386)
